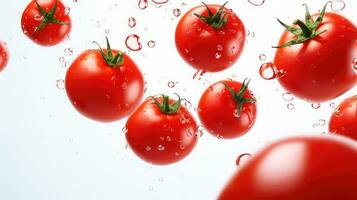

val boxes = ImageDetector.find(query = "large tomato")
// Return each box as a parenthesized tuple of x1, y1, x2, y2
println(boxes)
(329, 95, 357, 141)
(21, 0, 71, 46)
(175, 2, 245, 72)
(274, 3, 356, 102)
(125, 94, 198, 165)
(198, 79, 257, 139)
(0, 41, 9, 72)
(218, 135, 357, 200)
(65, 38, 144, 122)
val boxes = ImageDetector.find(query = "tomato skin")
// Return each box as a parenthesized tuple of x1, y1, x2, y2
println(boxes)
(125, 97, 198, 165)
(65, 50, 144, 122)
(21, 0, 71, 46)
(329, 95, 357, 141)
(274, 13, 357, 102)
(175, 4, 245, 72)
(218, 135, 357, 200)
(0, 41, 9, 72)
(198, 80, 256, 139)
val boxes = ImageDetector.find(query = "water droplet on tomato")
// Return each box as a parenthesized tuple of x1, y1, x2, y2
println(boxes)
(195, 125, 204, 137)
(173, 8, 181, 17)
(215, 52, 222, 59)
(236, 153, 252, 166)
(247, 0, 265, 6)
(352, 58, 357, 70)
(217, 134, 224, 139)
(259, 62, 277, 80)
(128, 17, 137, 28)
(138, 0, 148, 10)
(334, 108, 344, 117)
(193, 69, 205, 80)
(122, 126, 128, 134)
(330, 0, 345, 12)
(311, 103, 321, 109)
(147, 40, 155, 48)
(64, 7, 71, 16)
(287, 103, 295, 110)
(233, 109, 240, 118)
(167, 81, 175, 88)
(157, 145, 165, 151)
(56, 79, 65, 90)
(282, 92, 294, 102)
(125, 34, 142, 51)
(180, 115, 190, 124)
(33, 13, 43, 21)
(259, 54, 266, 61)
(217, 45, 223, 51)
(146, 146, 152, 151)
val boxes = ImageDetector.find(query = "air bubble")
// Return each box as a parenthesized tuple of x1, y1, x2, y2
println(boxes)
(173, 9, 181, 17)
(259, 54, 266, 61)
(330, 0, 345, 12)
(259, 62, 276, 80)
(128, 17, 137, 28)
(138, 0, 148, 10)
(236, 153, 252, 166)
(125, 34, 142, 51)
(56, 79, 65, 90)
(147, 40, 155, 48)
(167, 81, 175, 88)
(287, 103, 295, 110)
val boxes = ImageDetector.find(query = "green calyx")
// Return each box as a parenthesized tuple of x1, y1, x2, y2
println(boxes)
(194, 1, 229, 29)
(150, 94, 185, 115)
(34, 0, 69, 32)
(222, 79, 256, 117)
(273, 2, 330, 48)
(93, 37, 125, 68)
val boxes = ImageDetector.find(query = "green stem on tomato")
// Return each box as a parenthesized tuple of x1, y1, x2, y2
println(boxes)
(92, 37, 125, 68)
(34, 0, 69, 32)
(150, 93, 185, 115)
(194, 1, 229, 29)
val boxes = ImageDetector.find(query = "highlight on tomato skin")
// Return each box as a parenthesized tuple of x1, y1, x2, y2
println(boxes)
(218, 135, 357, 200)
(21, 0, 72, 46)
(125, 94, 198, 165)
(175, 2, 246, 72)
(198, 79, 257, 139)
(329, 95, 357, 141)
(65, 38, 145, 122)
(272, 3, 357, 103)
(0, 41, 9, 72)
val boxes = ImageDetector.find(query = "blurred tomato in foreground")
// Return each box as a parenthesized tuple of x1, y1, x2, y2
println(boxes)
(329, 95, 357, 141)
(0, 41, 9, 72)
(218, 135, 357, 200)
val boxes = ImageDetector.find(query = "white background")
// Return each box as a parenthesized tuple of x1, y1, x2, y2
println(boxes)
(0, 0, 356, 199)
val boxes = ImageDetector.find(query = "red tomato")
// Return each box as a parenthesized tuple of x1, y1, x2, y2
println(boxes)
(219, 135, 357, 200)
(175, 2, 245, 72)
(21, 0, 71, 46)
(0, 41, 9, 72)
(274, 3, 357, 102)
(329, 95, 357, 140)
(65, 38, 144, 122)
(125, 94, 198, 165)
(198, 80, 257, 139)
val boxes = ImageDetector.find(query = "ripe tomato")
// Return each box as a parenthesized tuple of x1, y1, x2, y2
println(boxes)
(329, 95, 357, 140)
(21, 0, 71, 46)
(198, 79, 257, 139)
(125, 94, 198, 165)
(274, 3, 357, 102)
(218, 135, 357, 200)
(175, 2, 245, 72)
(0, 41, 9, 72)
(65, 38, 144, 122)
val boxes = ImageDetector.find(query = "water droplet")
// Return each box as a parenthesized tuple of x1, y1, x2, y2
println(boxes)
(138, 0, 148, 10)
(173, 8, 181, 17)
(122, 126, 128, 134)
(128, 17, 137, 28)
(247, 0, 265, 6)
(151, 0, 169, 4)
(146, 146, 152, 151)
(282, 92, 294, 102)
(334, 108, 343, 117)
(231, 46, 237, 54)
(236, 153, 252, 166)
(33, 13, 43, 21)
(259, 54, 266, 61)
(217, 45, 223, 51)
(330, 0, 345, 12)
(233, 109, 241, 118)
(259, 62, 277, 80)
(167, 81, 175, 88)
(287, 103, 295, 110)
(147, 40, 155, 48)
(64, 47, 73, 56)
(311, 103, 321, 109)
(193, 69, 205, 80)
(56, 79, 65, 90)
(329, 102, 336, 108)
(318, 119, 326, 126)
(157, 145, 165, 151)
(352, 58, 357, 70)
(59, 57, 65, 63)
(195, 125, 204, 137)
(180, 115, 190, 124)
(104, 29, 110, 34)
(64, 7, 71, 16)
(217, 134, 224, 139)
(215, 52, 222, 59)
(125, 34, 142, 51)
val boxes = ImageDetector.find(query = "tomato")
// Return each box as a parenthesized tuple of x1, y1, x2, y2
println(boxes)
(21, 0, 71, 46)
(125, 94, 198, 165)
(329, 95, 357, 140)
(0, 41, 9, 72)
(273, 3, 357, 102)
(65, 38, 144, 122)
(218, 135, 357, 200)
(198, 79, 257, 139)
(175, 2, 245, 72)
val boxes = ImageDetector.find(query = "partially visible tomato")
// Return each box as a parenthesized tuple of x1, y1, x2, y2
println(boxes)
(21, 0, 71, 46)
(198, 79, 257, 139)
(125, 94, 198, 165)
(218, 135, 357, 200)
(273, 3, 356, 102)
(65, 38, 144, 122)
(329, 95, 357, 140)
(0, 41, 9, 72)
(175, 2, 245, 72)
